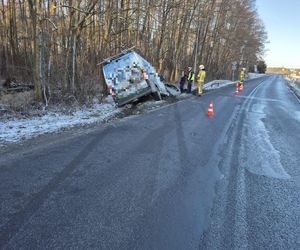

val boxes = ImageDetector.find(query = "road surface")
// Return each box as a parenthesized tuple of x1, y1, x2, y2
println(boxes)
(1, 75, 299, 249)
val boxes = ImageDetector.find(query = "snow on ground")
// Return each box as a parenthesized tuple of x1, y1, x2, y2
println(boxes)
(247, 73, 265, 79)
(0, 76, 266, 145)
(286, 76, 300, 98)
(242, 102, 290, 180)
(203, 80, 235, 90)
(202, 73, 266, 91)
(188, 79, 235, 93)
(0, 103, 120, 145)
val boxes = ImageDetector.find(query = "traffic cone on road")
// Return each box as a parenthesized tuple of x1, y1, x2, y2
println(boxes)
(239, 82, 243, 91)
(235, 82, 239, 95)
(206, 101, 214, 116)
(235, 86, 239, 95)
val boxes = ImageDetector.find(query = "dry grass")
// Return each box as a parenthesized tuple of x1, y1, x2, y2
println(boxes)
(0, 91, 35, 112)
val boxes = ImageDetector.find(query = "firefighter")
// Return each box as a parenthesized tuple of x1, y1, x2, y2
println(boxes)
(197, 65, 206, 96)
(187, 67, 195, 93)
(239, 67, 246, 89)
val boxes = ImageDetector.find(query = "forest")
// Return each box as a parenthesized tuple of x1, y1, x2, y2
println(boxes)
(0, 0, 267, 104)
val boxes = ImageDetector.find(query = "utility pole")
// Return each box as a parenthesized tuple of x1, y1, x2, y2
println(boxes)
(193, 24, 201, 81)
(232, 61, 237, 81)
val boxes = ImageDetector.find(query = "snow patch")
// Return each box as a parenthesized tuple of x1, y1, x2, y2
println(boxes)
(0, 103, 120, 144)
(242, 103, 290, 180)
(286, 77, 300, 99)
(247, 73, 265, 79)
(203, 80, 235, 90)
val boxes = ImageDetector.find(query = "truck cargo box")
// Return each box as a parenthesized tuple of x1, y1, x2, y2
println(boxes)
(102, 50, 169, 106)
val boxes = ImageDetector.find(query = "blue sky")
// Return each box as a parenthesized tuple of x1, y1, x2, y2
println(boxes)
(256, 0, 300, 68)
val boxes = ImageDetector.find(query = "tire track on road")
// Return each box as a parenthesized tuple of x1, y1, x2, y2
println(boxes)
(200, 79, 265, 249)
(0, 127, 115, 248)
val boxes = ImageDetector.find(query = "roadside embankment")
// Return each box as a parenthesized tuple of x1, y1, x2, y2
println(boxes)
(286, 76, 300, 99)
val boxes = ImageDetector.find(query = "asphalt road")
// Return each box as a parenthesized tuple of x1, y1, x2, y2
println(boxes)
(1, 75, 299, 249)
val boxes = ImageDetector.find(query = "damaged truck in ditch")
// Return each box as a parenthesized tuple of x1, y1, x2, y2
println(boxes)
(100, 49, 179, 106)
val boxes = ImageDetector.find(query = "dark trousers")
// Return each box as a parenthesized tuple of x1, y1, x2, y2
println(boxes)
(180, 79, 185, 93)
(187, 80, 193, 93)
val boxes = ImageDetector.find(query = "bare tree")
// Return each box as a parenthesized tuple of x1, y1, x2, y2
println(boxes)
(0, 0, 267, 103)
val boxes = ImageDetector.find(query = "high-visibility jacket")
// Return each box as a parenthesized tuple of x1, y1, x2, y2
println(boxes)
(239, 70, 245, 82)
(187, 71, 195, 81)
(197, 70, 206, 84)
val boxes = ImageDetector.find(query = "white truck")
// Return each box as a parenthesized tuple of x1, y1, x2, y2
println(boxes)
(101, 49, 178, 106)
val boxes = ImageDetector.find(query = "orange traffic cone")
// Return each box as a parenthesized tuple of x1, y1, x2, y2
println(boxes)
(239, 82, 243, 91)
(206, 101, 214, 116)
(235, 86, 239, 95)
